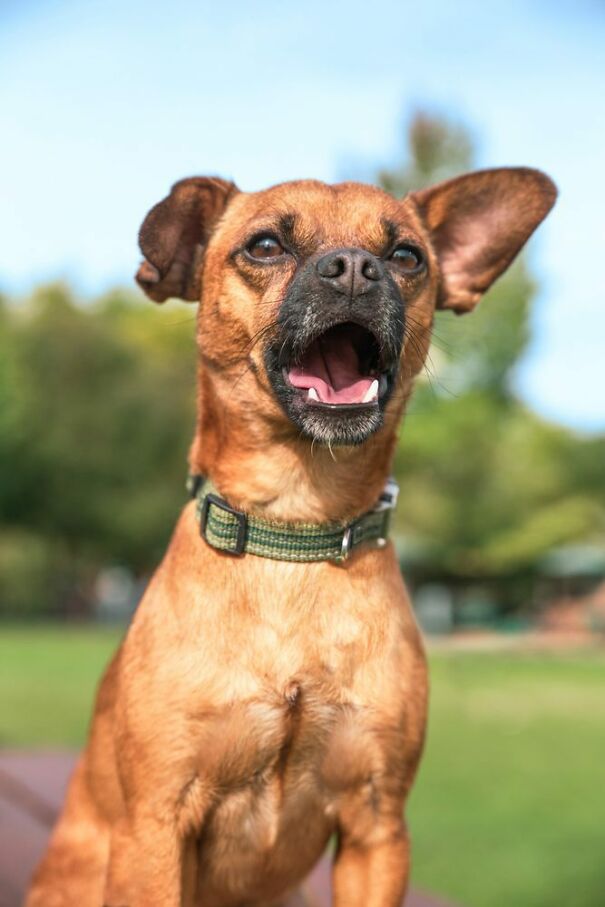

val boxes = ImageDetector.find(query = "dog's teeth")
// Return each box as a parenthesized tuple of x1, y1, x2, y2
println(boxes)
(363, 380, 379, 403)
(307, 387, 319, 402)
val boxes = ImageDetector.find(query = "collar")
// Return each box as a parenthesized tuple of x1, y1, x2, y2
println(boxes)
(187, 473, 399, 563)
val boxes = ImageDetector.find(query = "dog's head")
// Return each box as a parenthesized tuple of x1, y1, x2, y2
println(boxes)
(136, 169, 556, 448)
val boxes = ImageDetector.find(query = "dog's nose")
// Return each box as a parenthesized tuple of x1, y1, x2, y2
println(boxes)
(316, 248, 384, 298)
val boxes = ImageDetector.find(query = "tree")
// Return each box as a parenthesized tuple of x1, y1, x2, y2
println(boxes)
(0, 285, 197, 614)
(378, 112, 605, 593)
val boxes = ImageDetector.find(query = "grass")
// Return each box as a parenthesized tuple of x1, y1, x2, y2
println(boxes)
(408, 650, 605, 907)
(0, 624, 123, 746)
(1, 625, 604, 906)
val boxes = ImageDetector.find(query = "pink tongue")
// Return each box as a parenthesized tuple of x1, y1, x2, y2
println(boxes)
(288, 332, 373, 404)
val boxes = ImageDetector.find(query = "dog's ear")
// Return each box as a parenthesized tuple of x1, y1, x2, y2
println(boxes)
(411, 167, 557, 314)
(136, 176, 239, 303)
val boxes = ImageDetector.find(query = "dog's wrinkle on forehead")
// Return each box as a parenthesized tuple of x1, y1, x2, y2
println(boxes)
(229, 181, 410, 252)
(276, 209, 323, 253)
(225, 202, 325, 253)
(317, 199, 411, 252)
(381, 218, 399, 250)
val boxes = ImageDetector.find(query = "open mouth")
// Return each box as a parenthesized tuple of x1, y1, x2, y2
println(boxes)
(284, 322, 389, 408)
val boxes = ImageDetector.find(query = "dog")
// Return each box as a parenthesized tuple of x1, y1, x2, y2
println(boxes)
(26, 167, 556, 907)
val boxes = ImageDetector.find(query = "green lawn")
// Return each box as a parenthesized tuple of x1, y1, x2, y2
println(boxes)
(0, 625, 123, 746)
(409, 649, 605, 907)
(1, 626, 604, 907)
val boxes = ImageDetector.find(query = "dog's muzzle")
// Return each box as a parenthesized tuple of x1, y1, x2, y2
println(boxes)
(264, 247, 405, 445)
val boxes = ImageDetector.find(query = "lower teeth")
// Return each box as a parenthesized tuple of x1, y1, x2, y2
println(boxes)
(305, 377, 381, 405)
(362, 379, 379, 403)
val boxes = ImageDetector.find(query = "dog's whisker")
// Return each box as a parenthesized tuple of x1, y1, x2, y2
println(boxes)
(163, 314, 199, 327)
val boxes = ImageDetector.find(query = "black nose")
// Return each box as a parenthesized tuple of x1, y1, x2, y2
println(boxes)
(316, 247, 384, 298)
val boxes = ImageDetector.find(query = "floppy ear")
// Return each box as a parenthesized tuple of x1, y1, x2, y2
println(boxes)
(411, 167, 557, 314)
(135, 176, 238, 303)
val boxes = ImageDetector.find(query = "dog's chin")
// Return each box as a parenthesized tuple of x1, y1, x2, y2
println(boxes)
(266, 321, 398, 447)
(285, 396, 386, 446)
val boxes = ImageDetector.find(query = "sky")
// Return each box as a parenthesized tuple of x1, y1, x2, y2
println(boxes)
(1, 0, 604, 431)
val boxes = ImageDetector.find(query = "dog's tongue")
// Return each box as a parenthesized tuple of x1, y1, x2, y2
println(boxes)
(288, 326, 376, 404)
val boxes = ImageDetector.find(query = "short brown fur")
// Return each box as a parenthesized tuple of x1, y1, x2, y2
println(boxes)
(26, 168, 556, 906)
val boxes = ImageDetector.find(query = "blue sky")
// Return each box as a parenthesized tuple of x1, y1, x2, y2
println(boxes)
(1, 0, 604, 431)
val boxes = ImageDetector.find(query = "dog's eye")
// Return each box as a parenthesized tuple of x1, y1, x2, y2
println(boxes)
(390, 245, 424, 272)
(246, 236, 285, 260)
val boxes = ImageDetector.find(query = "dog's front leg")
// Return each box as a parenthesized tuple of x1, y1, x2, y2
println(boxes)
(331, 804, 409, 907)
(103, 811, 185, 907)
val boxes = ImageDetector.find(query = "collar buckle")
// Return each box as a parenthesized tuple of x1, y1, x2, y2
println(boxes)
(340, 525, 354, 560)
(200, 493, 247, 556)
(374, 477, 399, 513)
(339, 477, 399, 561)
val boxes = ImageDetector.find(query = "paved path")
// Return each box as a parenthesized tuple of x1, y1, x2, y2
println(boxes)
(0, 751, 453, 907)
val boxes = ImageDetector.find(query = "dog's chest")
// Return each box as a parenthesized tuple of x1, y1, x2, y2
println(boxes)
(177, 583, 408, 899)
(191, 603, 395, 816)
(193, 671, 384, 876)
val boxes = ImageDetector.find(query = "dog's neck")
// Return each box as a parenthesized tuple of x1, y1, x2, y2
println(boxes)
(189, 369, 403, 524)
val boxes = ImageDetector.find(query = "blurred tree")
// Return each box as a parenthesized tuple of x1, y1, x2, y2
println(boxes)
(0, 294, 30, 519)
(380, 112, 605, 590)
(0, 285, 196, 614)
(378, 111, 474, 195)
(0, 111, 603, 617)
(379, 111, 532, 401)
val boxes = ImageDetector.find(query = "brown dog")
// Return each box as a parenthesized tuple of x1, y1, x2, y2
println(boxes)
(26, 167, 556, 907)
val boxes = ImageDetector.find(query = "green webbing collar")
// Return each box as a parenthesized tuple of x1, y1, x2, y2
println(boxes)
(187, 474, 398, 563)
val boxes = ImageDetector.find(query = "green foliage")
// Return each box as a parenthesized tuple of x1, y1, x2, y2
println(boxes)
(0, 285, 196, 614)
(0, 530, 62, 616)
(396, 390, 605, 578)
